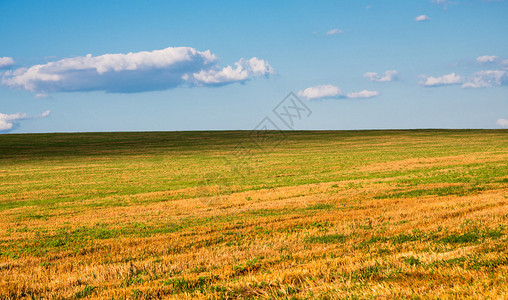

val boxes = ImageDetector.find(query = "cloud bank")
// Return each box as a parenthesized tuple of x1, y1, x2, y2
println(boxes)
(1, 47, 273, 94)
(420, 73, 462, 87)
(0, 57, 15, 69)
(0, 110, 50, 132)
(298, 84, 379, 100)
(363, 70, 398, 82)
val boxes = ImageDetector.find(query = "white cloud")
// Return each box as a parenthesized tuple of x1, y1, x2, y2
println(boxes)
(415, 15, 431, 21)
(0, 57, 15, 68)
(1, 47, 273, 94)
(363, 70, 398, 82)
(298, 84, 342, 100)
(0, 110, 50, 131)
(0, 113, 26, 131)
(346, 90, 379, 99)
(462, 70, 507, 88)
(326, 28, 343, 36)
(298, 85, 380, 100)
(476, 55, 498, 63)
(497, 118, 508, 127)
(189, 57, 273, 85)
(420, 73, 462, 87)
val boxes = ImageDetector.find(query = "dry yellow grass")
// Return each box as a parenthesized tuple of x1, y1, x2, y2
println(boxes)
(0, 130, 507, 299)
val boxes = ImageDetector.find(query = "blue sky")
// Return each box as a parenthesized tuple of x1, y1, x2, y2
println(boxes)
(1, 0, 507, 133)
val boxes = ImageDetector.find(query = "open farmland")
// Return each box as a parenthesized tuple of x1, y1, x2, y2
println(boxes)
(0, 130, 507, 299)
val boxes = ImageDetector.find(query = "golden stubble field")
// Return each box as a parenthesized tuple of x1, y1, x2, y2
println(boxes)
(0, 130, 507, 299)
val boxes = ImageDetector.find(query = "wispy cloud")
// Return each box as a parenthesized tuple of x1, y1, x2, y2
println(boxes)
(415, 15, 431, 21)
(363, 70, 398, 82)
(298, 84, 379, 100)
(0, 57, 15, 69)
(476, 55, 498, 63)
(462, 70, 506, 88)
(431, 0, 457, 8)
(497, 118, 508, 127)
(420, 73, 462, 87)
(326, 28, 343, 36)
(0, 110, 50, 132)
(346, 90, 379, 99)
(1, 47, 273, 94)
